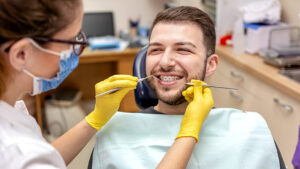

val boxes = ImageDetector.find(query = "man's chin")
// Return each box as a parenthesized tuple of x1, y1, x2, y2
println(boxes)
(159, 96, 187, 105)
(147, 78, 189, 105)
(156, 91, 187, 105)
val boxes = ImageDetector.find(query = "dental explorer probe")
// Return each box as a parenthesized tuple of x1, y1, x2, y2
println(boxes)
(95, 75, 155, 98)
(186, 82, 238, 90)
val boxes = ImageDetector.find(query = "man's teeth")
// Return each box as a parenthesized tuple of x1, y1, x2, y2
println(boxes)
(159, 76, 181, 82)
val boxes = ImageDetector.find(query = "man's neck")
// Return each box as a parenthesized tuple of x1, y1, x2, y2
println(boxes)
(154, 101, 189, 115)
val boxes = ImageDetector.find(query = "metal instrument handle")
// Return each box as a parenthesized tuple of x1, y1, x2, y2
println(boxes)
(273, 98, 294, 113)
(229, 91, 243, 102)
(230, 71, 244, 82)
(95, 75, 154, 98)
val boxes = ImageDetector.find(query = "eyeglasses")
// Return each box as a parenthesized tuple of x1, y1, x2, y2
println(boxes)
(32, 31, 88, 56)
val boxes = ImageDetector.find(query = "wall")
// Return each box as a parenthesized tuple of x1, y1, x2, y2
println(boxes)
(83, 0, 170, 35)
(172, 0, 203, 9)
(173, 0, 300, 27)
(280, 0, 300, 27)
(83, 0, 203, 35)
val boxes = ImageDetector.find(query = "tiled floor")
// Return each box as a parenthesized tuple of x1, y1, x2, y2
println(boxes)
(44, 99, 97, 169)
(67, 135, 96, 169)
(67, 100, 96, 169)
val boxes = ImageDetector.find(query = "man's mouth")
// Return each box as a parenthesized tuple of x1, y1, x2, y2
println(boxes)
(159, 75, 181, 82)
(155, 74, 184, 84)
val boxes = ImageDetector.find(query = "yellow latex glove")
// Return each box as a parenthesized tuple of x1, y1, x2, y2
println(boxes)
(176, 80, 214, 142)
(85, 75, 138, 130)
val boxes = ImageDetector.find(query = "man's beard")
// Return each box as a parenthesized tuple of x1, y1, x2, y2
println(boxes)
(147, 59, 207, 106)
(156, 84, 188, 105)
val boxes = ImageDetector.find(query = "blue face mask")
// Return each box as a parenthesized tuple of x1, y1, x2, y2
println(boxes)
(22, 39, 79, 96)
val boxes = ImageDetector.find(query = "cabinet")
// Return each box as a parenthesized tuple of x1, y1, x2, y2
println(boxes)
(206, 53, 300, 168)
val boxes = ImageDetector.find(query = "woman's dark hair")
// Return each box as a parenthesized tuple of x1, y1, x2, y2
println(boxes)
(0, 0, 81, 96)
(0, 0, 81, 43)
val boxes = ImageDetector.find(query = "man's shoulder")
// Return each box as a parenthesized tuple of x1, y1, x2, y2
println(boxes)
(210, 107, 265, 122)
(204, 108, 271, 136)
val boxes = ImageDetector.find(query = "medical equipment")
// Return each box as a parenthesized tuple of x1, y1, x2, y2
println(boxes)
(279, 68, 300, 84)
(95, 75, 154, 97)
(239, 0, 281, 24)
(186, 82, 238, 90)
(216, 0, 257, 45)
(259, 26, 300, 67)
(95, 76, 237, 98)
(245, 23, 288, 54)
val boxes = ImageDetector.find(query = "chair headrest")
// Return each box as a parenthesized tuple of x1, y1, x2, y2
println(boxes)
(133, 47, 158, 110)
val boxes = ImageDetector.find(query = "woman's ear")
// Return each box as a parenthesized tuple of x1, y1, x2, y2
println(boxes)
(7, 39, 32, 71)
(205, 54, 219, 78)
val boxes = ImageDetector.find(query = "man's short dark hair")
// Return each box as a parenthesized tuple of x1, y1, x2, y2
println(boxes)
(150, 6, 216, 57)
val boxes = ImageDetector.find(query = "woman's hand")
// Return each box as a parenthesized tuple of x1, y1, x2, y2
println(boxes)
(85, 75, 138, 130)
(176, 79, 214, 142)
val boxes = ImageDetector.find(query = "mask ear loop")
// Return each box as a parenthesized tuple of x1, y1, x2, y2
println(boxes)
(27, 38, 73, 59)
(20, 66, 36, 79)
(20, 65, 41, 96)
(26, 38, 61, 56)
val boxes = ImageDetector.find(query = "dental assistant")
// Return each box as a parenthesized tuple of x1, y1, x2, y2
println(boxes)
(0, 0, 97, 168)
(0, 1, 213, 168)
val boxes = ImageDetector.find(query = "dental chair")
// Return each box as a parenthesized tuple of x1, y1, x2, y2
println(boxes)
(132, 46, 158, 109)
(87, 47, 285, 169)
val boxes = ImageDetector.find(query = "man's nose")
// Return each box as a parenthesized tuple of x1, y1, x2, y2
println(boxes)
(159, 49, 176, 70)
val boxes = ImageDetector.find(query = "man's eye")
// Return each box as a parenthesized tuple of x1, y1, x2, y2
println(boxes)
(178, 48, 191, 53)
(149, 49, 162, 54)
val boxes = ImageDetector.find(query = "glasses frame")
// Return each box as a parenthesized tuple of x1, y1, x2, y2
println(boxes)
(32, 31, 88, 55)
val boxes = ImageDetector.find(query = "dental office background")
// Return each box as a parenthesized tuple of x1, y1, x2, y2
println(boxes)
(22, 0, 300, 169)
(83, 0, 300, 34)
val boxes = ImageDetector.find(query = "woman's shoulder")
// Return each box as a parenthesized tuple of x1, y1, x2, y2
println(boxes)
(0, 137, 66, 169)
(0, 104, 66, 168)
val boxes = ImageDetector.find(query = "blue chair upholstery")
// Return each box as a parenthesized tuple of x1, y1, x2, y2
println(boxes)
(132, 46, 158, 110)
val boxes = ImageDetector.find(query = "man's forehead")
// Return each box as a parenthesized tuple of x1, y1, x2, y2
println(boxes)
(151, 22, 203, 36)
(148, 41, 197, 49)
(149, 22, 204, 48)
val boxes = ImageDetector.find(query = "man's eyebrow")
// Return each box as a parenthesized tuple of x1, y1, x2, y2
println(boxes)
(175, 42, 197, 49)
(148, 42, 163, 47)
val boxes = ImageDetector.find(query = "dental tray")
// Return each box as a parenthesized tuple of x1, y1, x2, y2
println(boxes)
(259, 26, 300, 67)
(272, 44, 300, 56)
(261, 55, 300, 68)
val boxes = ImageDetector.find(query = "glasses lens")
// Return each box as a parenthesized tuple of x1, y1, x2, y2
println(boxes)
(73, 31, 87, 55)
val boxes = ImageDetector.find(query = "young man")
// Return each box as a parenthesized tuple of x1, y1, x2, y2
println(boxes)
(90, 6, 285, 169)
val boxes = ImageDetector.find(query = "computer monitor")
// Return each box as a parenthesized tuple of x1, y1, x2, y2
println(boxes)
(82, 12, 115, 38)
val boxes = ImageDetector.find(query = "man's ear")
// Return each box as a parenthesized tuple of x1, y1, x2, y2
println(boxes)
(205, 54, 218, 78)
(7, 39, 32, 71)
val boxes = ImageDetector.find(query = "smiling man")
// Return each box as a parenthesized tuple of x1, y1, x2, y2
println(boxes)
(91, 6, 285, 169)
(145, 6, 218, 114)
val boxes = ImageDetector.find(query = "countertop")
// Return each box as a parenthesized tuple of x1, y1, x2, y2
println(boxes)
(79, 48, 141, 64)
(216, 45, 300, 102)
